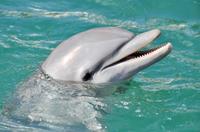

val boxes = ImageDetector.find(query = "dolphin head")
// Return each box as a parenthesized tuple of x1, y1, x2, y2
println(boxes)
(42, 27, 172, 83)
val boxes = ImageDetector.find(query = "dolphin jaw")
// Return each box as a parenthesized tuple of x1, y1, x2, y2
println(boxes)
(93, 29, 172, 83)
(101, 29, 162, 70)
(92, 29, 172, 83)
(103, 43, 172, 70)
(100, 29, 161, 71)
(93, 43, 172, 83)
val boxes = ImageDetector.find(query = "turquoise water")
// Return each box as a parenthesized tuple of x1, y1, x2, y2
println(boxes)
(0, 0, 200, 131)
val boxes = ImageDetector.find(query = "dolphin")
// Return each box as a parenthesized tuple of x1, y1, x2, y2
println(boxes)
(1, 27, 172, 132)
(42, 27, 172, 83)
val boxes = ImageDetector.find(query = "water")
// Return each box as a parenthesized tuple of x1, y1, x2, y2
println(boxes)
(0, 0, 200, 131)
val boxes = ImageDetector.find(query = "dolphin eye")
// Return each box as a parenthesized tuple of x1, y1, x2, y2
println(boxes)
(82, 72, 92, 81)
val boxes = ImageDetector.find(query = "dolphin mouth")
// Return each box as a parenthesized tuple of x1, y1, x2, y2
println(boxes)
(93, 29, 172, 83)
(103, 43, 172, 69)
(93, 29, 173, 83)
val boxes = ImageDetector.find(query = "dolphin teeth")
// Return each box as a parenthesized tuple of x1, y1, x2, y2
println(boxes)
(103, 43, 170, 69)
(132, 43, 172, 60)
(133, 43, 170, 58)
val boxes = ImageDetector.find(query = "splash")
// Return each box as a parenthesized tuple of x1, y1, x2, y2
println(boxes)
(1, 70, 113, 131)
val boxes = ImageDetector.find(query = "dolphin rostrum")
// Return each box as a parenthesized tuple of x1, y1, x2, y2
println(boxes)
(42, 27, 172, 83)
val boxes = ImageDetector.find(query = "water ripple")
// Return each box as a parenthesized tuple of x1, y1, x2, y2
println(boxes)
(1, 8, 199, 39)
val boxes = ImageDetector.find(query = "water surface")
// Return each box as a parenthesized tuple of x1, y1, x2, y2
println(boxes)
(0, 0, 200, 131)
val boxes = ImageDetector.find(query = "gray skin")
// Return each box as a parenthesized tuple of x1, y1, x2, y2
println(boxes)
(42, 27, 172, 83)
